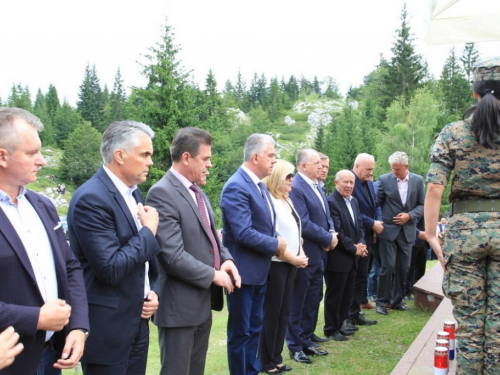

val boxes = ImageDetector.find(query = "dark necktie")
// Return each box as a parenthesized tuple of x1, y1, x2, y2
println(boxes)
(190, 184, 221, 270)
(257, 182, 273, 220)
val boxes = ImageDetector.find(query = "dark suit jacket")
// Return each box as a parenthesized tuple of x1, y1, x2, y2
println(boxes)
(351, 172, 382, 244)
(146, 170, 233, 327)
(220, 167, 278, 286)
(0, 190, 89, 375)
(289, 173, 334, 266)
(68, 167, 160, 365)
(376, 172, 425, 243)
(326, 190, 366, 272)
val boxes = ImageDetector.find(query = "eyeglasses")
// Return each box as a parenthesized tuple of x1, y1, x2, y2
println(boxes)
(285, 173, 295, 180)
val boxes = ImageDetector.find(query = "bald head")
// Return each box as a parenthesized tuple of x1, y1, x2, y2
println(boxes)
(353, 153, 375, 182)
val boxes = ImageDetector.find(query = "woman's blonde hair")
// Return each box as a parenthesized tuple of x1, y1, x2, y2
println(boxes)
(262, 159, 295, 199)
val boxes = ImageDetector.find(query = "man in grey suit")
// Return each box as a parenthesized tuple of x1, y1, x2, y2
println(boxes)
(146, 127, 241, 375)
(375, 151, 425, 315)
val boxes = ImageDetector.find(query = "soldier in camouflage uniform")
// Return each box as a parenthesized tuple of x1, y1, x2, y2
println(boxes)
(425, 57, 500, 374)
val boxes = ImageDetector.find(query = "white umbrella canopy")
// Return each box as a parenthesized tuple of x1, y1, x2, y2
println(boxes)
(426, 0, 500, 44)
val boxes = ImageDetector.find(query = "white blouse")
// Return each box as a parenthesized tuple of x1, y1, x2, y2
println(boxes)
(271, 196, 302, 262)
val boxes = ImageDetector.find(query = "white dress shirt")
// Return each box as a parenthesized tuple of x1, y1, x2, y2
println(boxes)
(103, 166, 150, 298)
(0, 187, 58, 341)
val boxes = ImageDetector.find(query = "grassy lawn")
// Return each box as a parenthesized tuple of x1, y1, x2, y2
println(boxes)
(64, 260, 438, 374)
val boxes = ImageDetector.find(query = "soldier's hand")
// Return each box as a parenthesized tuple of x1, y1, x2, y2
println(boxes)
(393, 213, 411, 225)
(138, 203, 159, 236)
(37, 299, 71, 331)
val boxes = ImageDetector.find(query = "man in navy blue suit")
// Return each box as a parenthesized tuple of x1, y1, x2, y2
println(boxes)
(0, 108, 89, 375)
(68, 121, 161, 374)
(348, 153, 382, 325)
(220, 134, 287, 375)
(286, 149, 337, 364)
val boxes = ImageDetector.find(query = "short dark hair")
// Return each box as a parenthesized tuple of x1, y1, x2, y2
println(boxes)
(170, 127, 213, 162)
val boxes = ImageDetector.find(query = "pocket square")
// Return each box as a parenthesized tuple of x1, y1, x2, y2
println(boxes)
(54, 222, 62, 230)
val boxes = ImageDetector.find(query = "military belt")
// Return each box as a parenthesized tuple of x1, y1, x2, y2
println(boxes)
(451, 199, 500, 215)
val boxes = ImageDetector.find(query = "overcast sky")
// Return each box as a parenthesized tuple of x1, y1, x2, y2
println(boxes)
(1, 0, 500, 106)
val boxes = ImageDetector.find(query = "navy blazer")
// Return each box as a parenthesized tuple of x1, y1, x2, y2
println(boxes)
(68, 167, 160, 365)
(289, 173, 334, 266)
(376, 172, 425, 243)
(220, 167, 278, 285)
(351, 172, 382, 244)
(0, 190, 89, 375)
(327, 190, 366, 272)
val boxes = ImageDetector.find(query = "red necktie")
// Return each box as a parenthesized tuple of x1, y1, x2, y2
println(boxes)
(190, 184, 221, 270)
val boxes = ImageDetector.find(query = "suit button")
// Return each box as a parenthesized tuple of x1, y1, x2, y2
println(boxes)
(209, 249, 214, 254)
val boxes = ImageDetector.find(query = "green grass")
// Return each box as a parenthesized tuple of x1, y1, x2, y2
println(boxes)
(64, 261, 439, 374)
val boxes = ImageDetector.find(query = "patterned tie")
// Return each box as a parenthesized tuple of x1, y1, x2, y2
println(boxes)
(190, 184, 221, 270)
(257, 182, 273, 220)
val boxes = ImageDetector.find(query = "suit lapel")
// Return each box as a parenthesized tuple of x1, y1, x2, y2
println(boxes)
(335, 191, 356, 229)
(166, 171, 214, 242)
(25, 191, 68, 298)
(298, 174, 329, 222)
(0, 205, 38, 285)
(98, 168, 138, 234)
(238, 168, 275, 229)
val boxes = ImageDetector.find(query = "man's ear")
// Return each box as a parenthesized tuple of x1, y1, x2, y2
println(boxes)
(114, 149, 125, 165)
(0, 147, 9, 168)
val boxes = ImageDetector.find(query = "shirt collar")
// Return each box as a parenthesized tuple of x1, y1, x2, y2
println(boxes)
(298, 172, 317, 185)
(396, 172, 409, 183)
(170, 167, 194, 191)
(103, 165, 137, 197)
(0, 186, 27, 205)
(343, 195, 353, 203)
(241, 165, 262, 186)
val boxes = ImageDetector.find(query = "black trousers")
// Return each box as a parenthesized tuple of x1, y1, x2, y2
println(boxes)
(324, 266, 356, 336)
(259, 262, 297, 372)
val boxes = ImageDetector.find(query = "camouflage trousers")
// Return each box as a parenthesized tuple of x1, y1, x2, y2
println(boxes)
(443, 212, 500, 375)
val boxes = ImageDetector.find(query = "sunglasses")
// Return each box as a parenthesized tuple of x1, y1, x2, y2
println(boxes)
(285, 173, 295, 180)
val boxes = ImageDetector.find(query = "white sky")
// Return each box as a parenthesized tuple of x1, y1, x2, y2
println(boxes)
(1, 0, 500, 106)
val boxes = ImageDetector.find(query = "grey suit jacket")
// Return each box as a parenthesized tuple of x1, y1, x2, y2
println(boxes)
(376, 172, 425, 243)
(146, 170, 233, 328)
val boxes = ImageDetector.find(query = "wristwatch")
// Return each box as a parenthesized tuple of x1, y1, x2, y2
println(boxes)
(75, 328, 89, 341)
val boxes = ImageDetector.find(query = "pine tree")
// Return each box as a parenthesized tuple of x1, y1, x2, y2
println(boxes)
(267, 77, 283, 122)
(312, 76, 321, 96)
(234, 71, 249, 111)
(439, 48, 472, 124)
(77, 64, 105, 131)
(33, 89, 56, 146)
(53, 101, 87, 146)
(45, 84, 61, 123)
(107, 67, 128, 122)
(8, 84, 32, 110)
(460, 43, 480, 84)
(324, 77, 341, 99)
(132, 21, 198, 172)
(384, 5, 428, 104)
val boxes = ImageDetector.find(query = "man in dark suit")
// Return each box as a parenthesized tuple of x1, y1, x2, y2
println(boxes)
(68, 121, 161, 374)
(220, 134, 287, 375)
(375, 151, 425, 315)
(0, 107, 89, 374)
(146, 128, 241, 375)
(348, 153, 382, 325)
(325, 170, 367, 341)
(286, 149, 337, 364)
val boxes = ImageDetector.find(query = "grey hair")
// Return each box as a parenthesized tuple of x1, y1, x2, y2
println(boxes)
(388, 151, 409, 166)
(0, 107, 44, 152)
(318, 152, 329, 161)
(101, 120, 154, 164)
(296, 148, 318, 167)
(354, 153, 375, 166)
(335, 169, 355, 181)
(243, 133, 275, 162)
